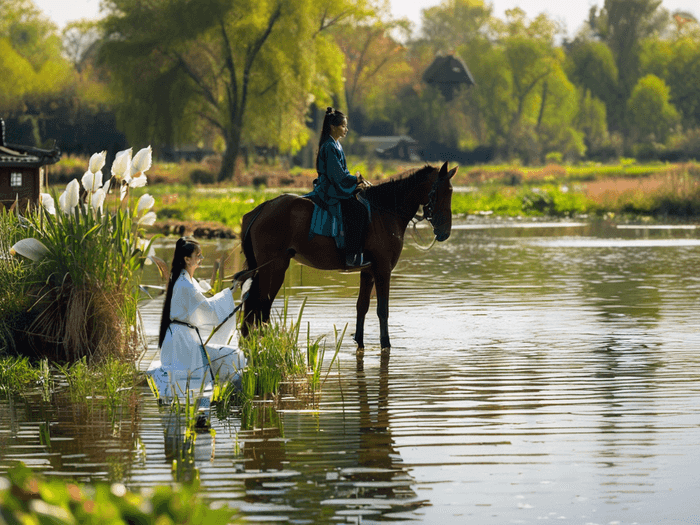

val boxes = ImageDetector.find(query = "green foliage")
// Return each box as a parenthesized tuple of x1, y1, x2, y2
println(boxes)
(55, 356, 138, 419)
(0, 356, 40, 397)
(627, 74, 680, 143)
(640, 36, 700, 130)
(566, 40, 619, 110)
(239, 297, 307, 400)
(99, 0, 369, 180)
(152, 187, 288, 233)
(0, 210, 33, 353)
(0, 0, 75, 125)
(453, 184, 594, 217)
(0, 462, 240, 525)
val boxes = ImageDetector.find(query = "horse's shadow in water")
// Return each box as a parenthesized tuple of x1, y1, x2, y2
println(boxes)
(236, 162, 457, 358)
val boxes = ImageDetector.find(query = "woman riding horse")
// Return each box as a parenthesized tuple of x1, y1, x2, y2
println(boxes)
(236, 159, 457, 355)
(305, 107, 371, 268)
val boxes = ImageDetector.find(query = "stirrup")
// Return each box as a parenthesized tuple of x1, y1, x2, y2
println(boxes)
(345, 252, 369, 269)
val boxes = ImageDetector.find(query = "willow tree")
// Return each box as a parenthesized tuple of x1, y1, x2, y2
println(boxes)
(99, 0, 367, 181)
(0, 0, 73, 144)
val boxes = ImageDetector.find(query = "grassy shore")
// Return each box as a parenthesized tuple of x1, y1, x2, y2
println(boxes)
(48, 157, 700, 237)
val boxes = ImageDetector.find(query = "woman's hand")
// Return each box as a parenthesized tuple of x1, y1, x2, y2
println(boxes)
(356, 173, 372, 189)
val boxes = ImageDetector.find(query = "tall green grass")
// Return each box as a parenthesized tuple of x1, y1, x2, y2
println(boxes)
(0, 211, 34, 353)
(56, 356, 138, 420)
(0, 356, 40, 397)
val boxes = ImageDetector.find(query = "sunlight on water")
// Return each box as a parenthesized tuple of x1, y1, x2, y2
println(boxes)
(2, 220, 700, 524)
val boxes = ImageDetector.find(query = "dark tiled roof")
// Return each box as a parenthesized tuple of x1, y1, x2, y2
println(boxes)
(0, 144, 61, 167)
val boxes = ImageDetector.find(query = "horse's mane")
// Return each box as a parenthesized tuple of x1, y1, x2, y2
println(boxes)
(362, 164, 435, 209)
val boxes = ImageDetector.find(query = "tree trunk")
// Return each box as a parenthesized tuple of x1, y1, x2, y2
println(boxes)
(218, 126, 242, 182)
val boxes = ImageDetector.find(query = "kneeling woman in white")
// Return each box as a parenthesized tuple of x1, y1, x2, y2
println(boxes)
(158, 237, 245, 388)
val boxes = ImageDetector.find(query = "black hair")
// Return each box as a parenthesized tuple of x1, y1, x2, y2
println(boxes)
(158, 236, 200, 347)
(316, 106, 347, 171)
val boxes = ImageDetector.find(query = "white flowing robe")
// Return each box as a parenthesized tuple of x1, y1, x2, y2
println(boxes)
(160, 270, 245, 380)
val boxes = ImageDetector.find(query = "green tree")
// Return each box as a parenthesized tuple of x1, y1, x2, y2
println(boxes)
(566, 40, 618, 116)
(0, 0, 74, 145)
(419, 0, 492, 52)
(640, 35, 700, 130)
(588, 0, 667, 131)
(336, 18, 411, 127)
(575, 89, 609, 154)
(100, 0, 367, 181)
(627, 74, 679, 143)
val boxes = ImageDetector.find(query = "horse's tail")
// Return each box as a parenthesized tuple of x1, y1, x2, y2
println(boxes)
(235, 201, 267, 335)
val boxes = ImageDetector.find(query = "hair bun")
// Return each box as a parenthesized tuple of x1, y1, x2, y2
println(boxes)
(326, 107, 334, 114)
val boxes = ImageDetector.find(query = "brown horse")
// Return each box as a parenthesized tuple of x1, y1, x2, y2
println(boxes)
(236, 161, 457, 354)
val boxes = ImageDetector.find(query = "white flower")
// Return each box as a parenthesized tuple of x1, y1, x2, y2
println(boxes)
(89, 151, 107, 174)
(102, 177, 111, 194)
(138, 211, 157, 226)
(39, 193, 55, 215)
(59, 179, 80, 213)
(131, 146, 152, 177)
(120, 183, 128, 202)
(81, 170, 103, 193)
(136, 193, 155, 215)
(91, 188, 106, 212)
(10, 238, 50, 261)
(111, 148, 132, 180)
(129, 174, 147, 188)
(137, 237, 157, 262)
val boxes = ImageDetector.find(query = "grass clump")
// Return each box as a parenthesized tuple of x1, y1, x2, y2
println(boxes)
(0, 356, 40, 397)
(238, 298, 308, 401)
(56, 356, 138, 416)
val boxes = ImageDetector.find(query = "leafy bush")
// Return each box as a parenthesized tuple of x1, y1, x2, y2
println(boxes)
(0, 463, 240, 525)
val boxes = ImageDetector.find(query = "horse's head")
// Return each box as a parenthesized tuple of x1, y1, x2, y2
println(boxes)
(424, 162, 457, 242)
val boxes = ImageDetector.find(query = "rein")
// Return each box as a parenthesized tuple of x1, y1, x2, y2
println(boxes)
(410, 175, 441, 251)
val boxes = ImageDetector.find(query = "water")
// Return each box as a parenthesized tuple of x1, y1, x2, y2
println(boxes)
(2, 219, 700, 524)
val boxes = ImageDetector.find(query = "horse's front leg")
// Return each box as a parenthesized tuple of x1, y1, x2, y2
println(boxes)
(374, 270, 391, 353)
(354, 271, 374, 357)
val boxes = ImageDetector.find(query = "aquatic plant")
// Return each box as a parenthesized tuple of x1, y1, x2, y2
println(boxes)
(0, 211, 33, 353)
(55, 356, 138, 422)
(5, 147, 163, 362)
(0, 356, 40, 397)
(238, 297, 308, 400)
(0, 462, 241, 524)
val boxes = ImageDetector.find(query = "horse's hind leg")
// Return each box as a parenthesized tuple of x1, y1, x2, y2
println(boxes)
(354, 271, 374, 357)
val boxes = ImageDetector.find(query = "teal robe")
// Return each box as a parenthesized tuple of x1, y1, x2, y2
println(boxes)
(305, 137, 358, 249)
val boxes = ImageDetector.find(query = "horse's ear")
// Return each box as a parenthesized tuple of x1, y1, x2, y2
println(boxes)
(439, 162, 457, 179)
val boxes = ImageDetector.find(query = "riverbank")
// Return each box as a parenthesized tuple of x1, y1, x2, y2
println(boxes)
(48, 158, 700, 239)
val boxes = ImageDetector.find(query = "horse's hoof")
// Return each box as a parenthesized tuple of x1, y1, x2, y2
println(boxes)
(356, 347, 365, 358)
(380, 347, 390, 356)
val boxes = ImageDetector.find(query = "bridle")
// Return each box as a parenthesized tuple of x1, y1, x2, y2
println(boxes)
(414, 175, 440, 226)
(411, 175, 444, 250)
